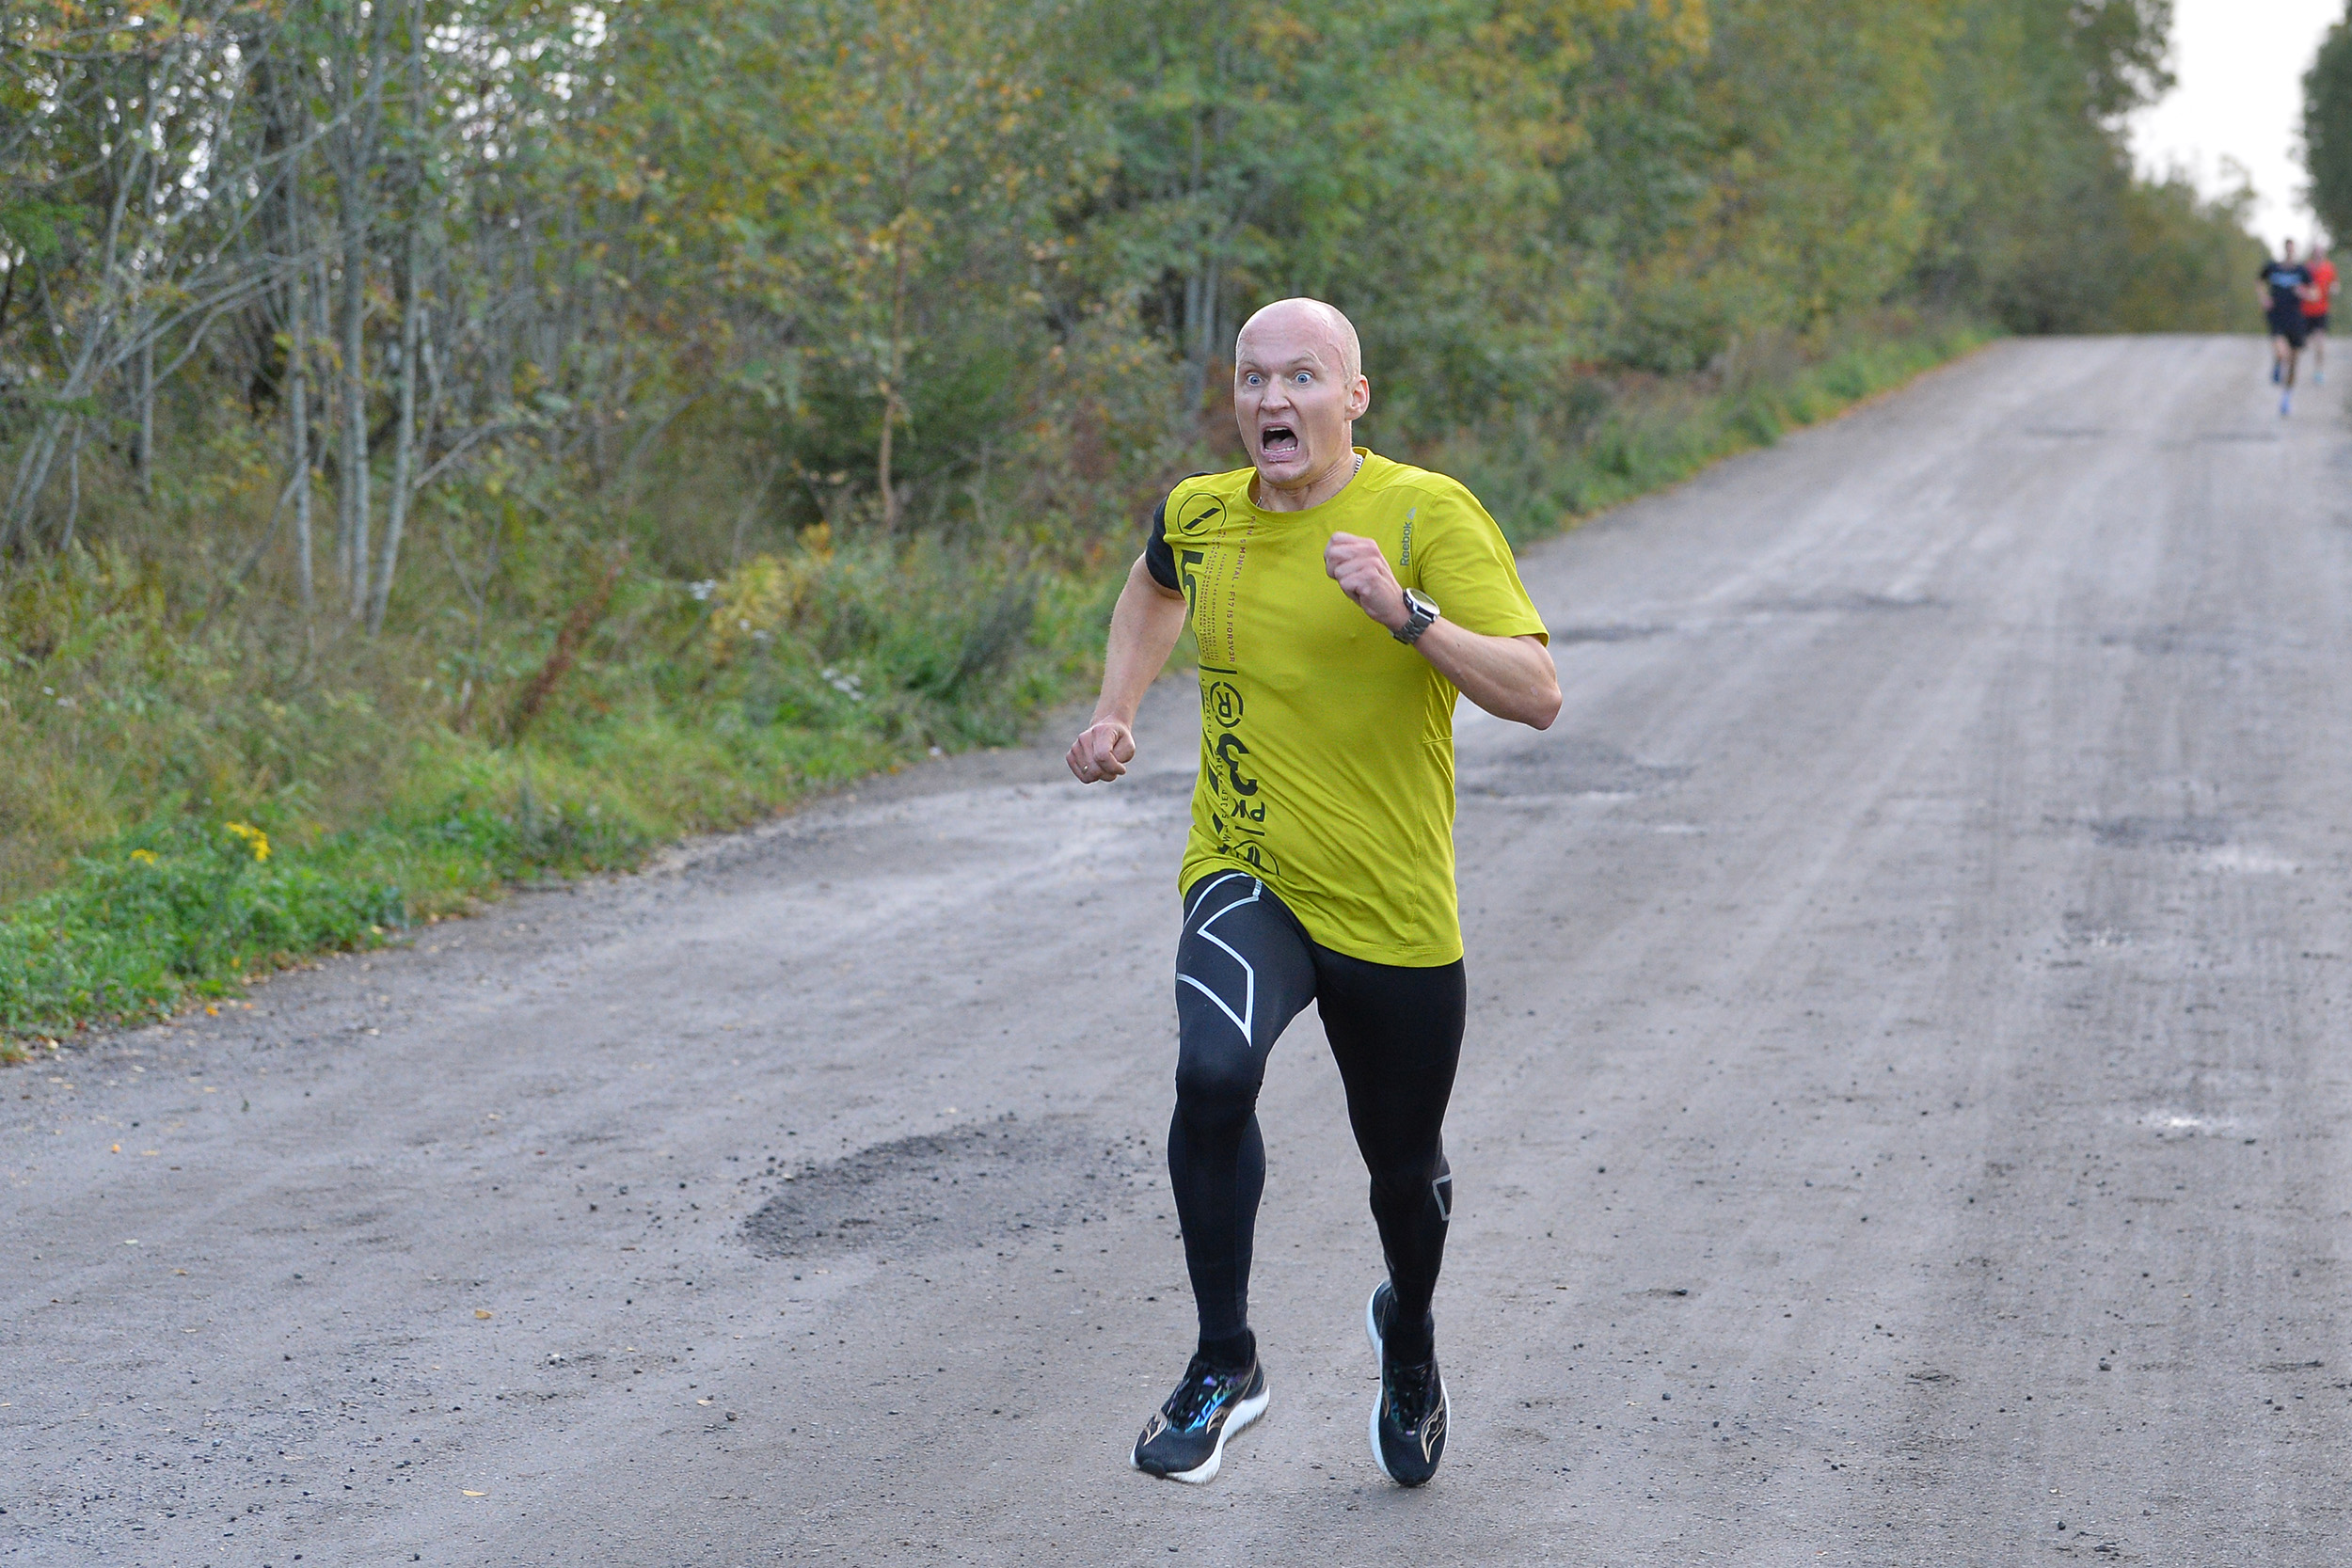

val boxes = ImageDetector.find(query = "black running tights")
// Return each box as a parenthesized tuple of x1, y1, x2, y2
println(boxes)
(1168, 871, 1465, 1369)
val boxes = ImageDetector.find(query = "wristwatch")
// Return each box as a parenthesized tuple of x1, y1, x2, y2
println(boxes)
(1393, 588, 1440, 645)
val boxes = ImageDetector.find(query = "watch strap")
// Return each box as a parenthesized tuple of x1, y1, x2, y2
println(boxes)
(1393, 589, 1439, 645)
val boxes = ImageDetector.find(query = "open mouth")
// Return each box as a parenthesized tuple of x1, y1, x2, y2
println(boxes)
(1258, 424, 1300, 461)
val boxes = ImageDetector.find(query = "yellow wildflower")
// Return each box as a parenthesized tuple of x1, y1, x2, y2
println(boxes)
(130, 849, 157, 865)
(223, 822, 271, 863)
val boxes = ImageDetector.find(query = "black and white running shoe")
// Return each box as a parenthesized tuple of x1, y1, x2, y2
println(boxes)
(1130, 1354, 1269, 1484)
(1365, 1281, 1448, 1487)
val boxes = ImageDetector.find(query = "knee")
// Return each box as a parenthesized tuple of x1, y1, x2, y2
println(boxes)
(1174, 1051, 1261, 1128)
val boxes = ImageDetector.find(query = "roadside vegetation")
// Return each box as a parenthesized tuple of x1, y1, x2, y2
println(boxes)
(2307, 5, 2352, 245)
(0, 0, 2259, 1052)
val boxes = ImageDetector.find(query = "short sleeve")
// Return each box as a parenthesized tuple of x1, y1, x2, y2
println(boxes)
(1143, 493, 1179, 590)
(1409, 483, 1549, 643)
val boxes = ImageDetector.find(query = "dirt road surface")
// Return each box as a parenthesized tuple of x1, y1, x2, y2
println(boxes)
(8, 337, 2351, 1565)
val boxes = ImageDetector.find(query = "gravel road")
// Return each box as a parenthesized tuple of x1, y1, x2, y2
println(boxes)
(8, 337, 2351, 1565)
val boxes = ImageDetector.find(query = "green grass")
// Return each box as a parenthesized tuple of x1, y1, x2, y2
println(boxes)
(0, 312, 1989, 1058)
(0, 820, 403, 1037)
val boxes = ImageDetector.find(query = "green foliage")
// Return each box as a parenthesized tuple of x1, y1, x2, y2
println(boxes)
(0, 0, 2271, 1045)
(2308, 9, 2352, 246)
(1433, 312, 1993, 543)
(0, 525, 1109, 1047)
(0, 310, 1978, 1050)
(2108, 173, 2266, 332)
(1921, 0, 2247, 333)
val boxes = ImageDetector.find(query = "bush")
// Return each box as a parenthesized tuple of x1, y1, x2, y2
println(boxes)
(0, 312, 1985, 1053)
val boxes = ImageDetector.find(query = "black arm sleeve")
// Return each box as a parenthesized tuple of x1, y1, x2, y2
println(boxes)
(1145, 474, 1216, 591)
(1143, 491, 1179, 591)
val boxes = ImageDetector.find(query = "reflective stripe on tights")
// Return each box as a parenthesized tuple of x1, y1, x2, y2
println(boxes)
(1168, 873, 1465, 1367)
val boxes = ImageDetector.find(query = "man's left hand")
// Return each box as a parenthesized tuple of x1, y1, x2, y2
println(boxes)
(1326, 531, 1407, 631)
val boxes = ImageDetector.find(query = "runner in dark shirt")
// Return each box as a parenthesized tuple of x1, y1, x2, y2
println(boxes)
(2257, 238, 2315, 415)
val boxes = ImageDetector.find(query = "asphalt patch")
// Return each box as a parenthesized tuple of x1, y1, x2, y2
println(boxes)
(1550, 623, 1674, 643)
(2086, 816, 2230, 850)
(1462, 736, 1691, 799)
(2099, 625, 2249, 659)
(742, 1115, 1152, 1259)
(1744, 590, 1945, 616)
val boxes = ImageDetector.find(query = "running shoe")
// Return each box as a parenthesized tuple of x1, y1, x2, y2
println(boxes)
(1130, 1354, 1268, 1484)
(1365, 1281, 1449, 1487)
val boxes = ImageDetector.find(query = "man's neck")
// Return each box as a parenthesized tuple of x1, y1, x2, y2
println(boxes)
(1254, 445, 1363, 514)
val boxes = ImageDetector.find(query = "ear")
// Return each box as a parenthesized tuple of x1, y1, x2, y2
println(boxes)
(1346, 375, 1373, 421)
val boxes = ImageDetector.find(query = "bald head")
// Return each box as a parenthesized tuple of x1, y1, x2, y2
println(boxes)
(1237, 297, 1362, 382)
(1232, 296, 1372, 508)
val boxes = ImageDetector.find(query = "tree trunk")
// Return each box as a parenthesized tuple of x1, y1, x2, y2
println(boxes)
(331, 3, 386, 620)
(1181, 97, 1211, 413)
(3, 321, 112, 554)
(878, 229, 909, 532)
(59, 422, 83, 552)
(876, 395, 897, 532)
(2, 128, 149, 549)
(339, 196, 371, 616)
(2, 413, 68, 553)
(369, 0, 432, 636)
(135, 340, 154, 499)
(289, 262, 315, 615)
(334, 213, 369, 612)
(371, 220, 421, 635)
(507, 546, 628, 742)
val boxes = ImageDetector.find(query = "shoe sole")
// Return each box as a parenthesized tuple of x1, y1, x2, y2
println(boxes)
(1131, 1384, 1269, 1485)
(1365, 1284, 1447, 1487)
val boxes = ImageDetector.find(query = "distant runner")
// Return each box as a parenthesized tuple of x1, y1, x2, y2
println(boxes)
(1067, 297, 1560, 1488)
(2304, 241, 2334, 385)
(2259, 238, 2314, 415)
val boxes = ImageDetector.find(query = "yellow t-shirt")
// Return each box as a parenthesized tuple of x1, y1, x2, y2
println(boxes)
(1144, 450, 1549, 966)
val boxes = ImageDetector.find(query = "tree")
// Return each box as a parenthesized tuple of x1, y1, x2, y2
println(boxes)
(0, 0, 2265, 600)
(0, 1, 292, 551)
(2307, 8, 2352, 245)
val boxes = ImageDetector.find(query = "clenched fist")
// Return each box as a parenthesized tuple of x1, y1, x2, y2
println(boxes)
(1325, 531, 1408, 631)
(1068, 719, 1136, 784)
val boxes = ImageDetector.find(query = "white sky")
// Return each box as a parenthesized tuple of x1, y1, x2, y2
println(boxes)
(2129, 0, 2344, 246)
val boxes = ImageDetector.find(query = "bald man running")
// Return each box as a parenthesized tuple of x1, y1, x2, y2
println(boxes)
(1069, 298, 1560, 1487)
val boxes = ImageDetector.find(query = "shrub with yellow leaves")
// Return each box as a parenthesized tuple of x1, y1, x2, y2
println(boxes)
(704, 527, 833, 667)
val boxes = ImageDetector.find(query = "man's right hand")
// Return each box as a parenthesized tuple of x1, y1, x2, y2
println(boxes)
(1068, 719, 1136, 784)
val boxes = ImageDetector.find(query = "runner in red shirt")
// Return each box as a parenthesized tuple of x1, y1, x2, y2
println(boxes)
(2305, 243, 2336, 385)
